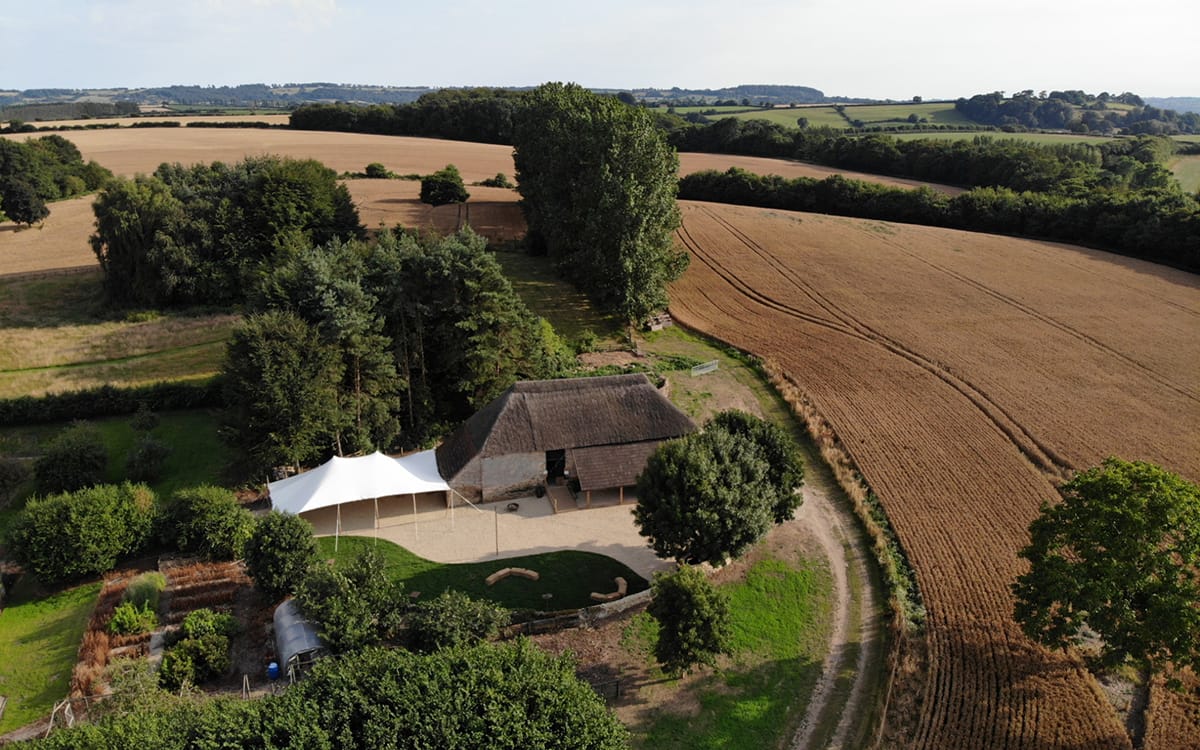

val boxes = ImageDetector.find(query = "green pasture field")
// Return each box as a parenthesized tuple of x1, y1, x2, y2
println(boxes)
(315, 536, 646, 611)
(727, 101, 972, 130)
(0, 409, 229, 501)
(0, 578, 101, 734)
(0, 272, 237, 398)
(627, 554, 834, 749)
(491, 248, 624, 347)
(1169, 155, 1200, 192)
(668, 105, 760, 115)
(886, 129, 1118, 145)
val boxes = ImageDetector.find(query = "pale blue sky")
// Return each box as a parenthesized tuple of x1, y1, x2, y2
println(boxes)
(3, 0, 1197, 99)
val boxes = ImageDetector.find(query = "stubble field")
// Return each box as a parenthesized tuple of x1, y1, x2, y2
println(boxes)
(668, 201, 1200, 748)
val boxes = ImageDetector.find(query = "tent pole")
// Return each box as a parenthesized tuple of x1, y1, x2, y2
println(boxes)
(335, 504, 340, 554)
(374, 497, 378, 545)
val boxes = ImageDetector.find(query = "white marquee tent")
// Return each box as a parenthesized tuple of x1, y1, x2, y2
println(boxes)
(268, 450, 452, 547)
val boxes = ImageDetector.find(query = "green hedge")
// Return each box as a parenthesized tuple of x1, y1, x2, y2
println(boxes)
(0, 380, 223, 427)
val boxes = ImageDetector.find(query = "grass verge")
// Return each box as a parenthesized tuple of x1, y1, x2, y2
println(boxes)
(315, 536, 646, 612)
(0, 577, 101, 734)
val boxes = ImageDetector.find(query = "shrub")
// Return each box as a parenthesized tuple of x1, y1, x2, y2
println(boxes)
(5, 482, 156, 582)
(108, 601, 158, 635)
(648, 565, 732, 675)
(129, 402, 160, 432)
(363, 162, 392, 179)
(125, 434, 171, 482)
(34, 421, 108, 494)
(419, 164, 469, 206)
(404, 590, 509, 654)
(243, 511, 319, 601)
(180, 608, 239, 639)
(125, 571, 166, 610)
(476, 172, 513, 188)
(159, 486, 254, 559)
(159, 633, 230, 690)
(294, 547, 405, 653)
(0, 457, 32, 503)
(0, 380, 223, 427)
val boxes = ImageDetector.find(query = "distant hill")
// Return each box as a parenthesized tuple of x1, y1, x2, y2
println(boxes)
(1145, 97, 1200, 114)
(0, 83, 844, 118)
(618, 84, 837, 106)
(0, 83, 436, 113)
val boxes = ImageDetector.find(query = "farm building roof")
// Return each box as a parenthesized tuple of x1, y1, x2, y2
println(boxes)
(572, 440, 663, 492)
(435, 373, 695, 480)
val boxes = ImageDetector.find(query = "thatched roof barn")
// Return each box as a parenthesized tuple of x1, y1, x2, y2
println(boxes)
(436, 373, 695, 502)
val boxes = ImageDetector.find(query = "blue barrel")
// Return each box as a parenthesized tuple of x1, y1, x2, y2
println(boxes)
(267, 661, 281, 681)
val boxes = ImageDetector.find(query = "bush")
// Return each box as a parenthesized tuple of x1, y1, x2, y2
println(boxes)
(0, 457, 32, 503)
(294, 547, 405, 653)
(108, 601, 158, 635)
(476, 172, 513, 188)
(363, 162, 392, 179)
(419, 164, 469, 206)
(34, 421, 108, 494)
(404, 590, 509, 654)
(125, 435, 171, 482)
(243, 511, 319, 601)
(180, 608, 238, 639)
(159, 633, 230, 690)
(159, 486, 254, 559)
(129, 402, 160, 432)
(0, 380, 223, 427)
(648, 565, 732, 675)
(125, 571, 166, 611)
(4, 482, 156, 582)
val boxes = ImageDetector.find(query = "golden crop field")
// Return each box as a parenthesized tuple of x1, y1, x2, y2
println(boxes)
(668, 201, 1200, 748)
(0, 128, 965, 277)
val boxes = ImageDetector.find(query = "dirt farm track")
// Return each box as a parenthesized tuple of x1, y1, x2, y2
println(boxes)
(670, 202, 1200, 748)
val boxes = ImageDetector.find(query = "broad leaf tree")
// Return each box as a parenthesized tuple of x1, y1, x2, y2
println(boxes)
(647, 565, 732, 675)
(513, 82, 686, 323)
(707, 409, 805, 522)
(634, 426, 774, 566)
(243, 511, 319, 602)
(420, 163, 469, 206)
(1013, 458, 1200, 672)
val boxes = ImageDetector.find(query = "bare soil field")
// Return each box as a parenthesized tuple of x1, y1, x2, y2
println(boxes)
(668, 201, 1200, 748)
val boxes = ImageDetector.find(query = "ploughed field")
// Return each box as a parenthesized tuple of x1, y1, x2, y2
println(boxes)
(668, 201, 1200, 748)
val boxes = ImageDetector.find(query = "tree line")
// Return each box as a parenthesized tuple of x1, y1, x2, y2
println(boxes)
(955, 90, 1200, 135)
(290, 88, 527, 145)
(0, 134, 112, 225)
(672, 119, 1193, 195)
(679, 168, 1199, 271)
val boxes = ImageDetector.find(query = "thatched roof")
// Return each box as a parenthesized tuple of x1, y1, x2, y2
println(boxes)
(572, 441, 663, 492)
(436, 373, 695, 480)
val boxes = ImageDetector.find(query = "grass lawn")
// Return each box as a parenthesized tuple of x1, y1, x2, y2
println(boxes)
(0, 409, 229, 501)
(626, 554, 833, 749)
(0, 577, 100, 734)
(491, 248, 624, 347)
(316, 536, 647, 612)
